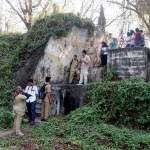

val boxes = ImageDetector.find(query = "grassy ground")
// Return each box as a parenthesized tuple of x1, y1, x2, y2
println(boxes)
(0, 115, 150, 150)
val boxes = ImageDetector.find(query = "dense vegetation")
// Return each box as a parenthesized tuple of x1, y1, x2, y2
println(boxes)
(0, 13, 95, 107)
(0, 77, 150, 149)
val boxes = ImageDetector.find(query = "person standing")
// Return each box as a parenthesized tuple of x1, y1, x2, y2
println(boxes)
(68, 55, 80, 84)
(100, 41, 109, 66)
(87, 41, 97, 68)
(130, 30, 135, 47)
(134, 28, 141, 47)
(25, 79, 38, 125)
(77, 50, 91, 85)
(41, 76, 52, 121)
(140, 30, 145, 47)
(13, 87, 28, 136)
(125, 32, 131, 47)
(110, 41, 117, 49)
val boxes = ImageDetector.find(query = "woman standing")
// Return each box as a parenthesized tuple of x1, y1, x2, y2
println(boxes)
(13, 87, 30, 136)
(100, 41, 109, 66)
(130, 30, 135, 47)
(125, 32, 131, 47)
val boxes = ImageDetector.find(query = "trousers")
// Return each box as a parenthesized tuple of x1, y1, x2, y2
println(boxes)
(69, 69, 80, 83)
(100, 54, 107, 66)
(26, 101, 36, 122)
(14, 107, 24, 132)
(79, 69, 88, 85)
(41, 97, 50, 120)
(89, 54, 95, 67)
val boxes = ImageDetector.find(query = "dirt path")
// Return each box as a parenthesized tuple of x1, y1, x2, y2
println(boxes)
(0, 119, 42, 138)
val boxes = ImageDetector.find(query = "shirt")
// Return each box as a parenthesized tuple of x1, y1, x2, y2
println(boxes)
(135, 32, 141, 43)
(87, 46, 96, 55)
(80, 55, 91, 70)
(25, 86, 38, 102)
(101, 47, 108, 55)
(125, 36, 131, 44)
(45, 83, 51, 99)
(130, 34, 135, 45)
(69, 59, 79, 71)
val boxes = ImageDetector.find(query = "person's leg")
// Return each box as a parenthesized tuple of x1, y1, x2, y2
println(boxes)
(75, 69, 80, 80)
(41, 99, 45, 120)
(79, 70, 83, 84)
(30, 101, 36, 124)
(44, 98, 50, 120)
(100, 55, 104, 66)
(16, 113, 24, 136)
(26, 102, 31, 122)
(69, 71, 75, 83)
(83, 70, 88, 85)
(13, 113, 17, 132)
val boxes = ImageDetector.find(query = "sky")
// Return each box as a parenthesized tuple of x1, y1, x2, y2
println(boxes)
(2, 0, 147, 46)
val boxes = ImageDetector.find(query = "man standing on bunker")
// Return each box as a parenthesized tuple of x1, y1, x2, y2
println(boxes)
(25, 79, 38, 125)
(68, 55, 80, 84)
(77, 50, 91, 85)
(87, 41, 97, 68)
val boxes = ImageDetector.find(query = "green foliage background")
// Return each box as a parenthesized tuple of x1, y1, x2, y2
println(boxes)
(0, 13, 95, 107)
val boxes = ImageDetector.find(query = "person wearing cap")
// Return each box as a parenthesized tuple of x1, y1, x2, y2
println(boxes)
(87, 41, 97, 68)
(77, 50, 91, 85)
(41, 76, 52, 121)
(25, 79, 38, 125)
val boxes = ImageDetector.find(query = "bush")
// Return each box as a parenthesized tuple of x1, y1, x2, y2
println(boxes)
(84, 80, 150, 128)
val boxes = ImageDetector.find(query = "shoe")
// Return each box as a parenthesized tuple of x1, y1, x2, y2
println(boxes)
(41, 119, 45, 121)
(30, 121, 35, 126)
(16, 132, 24, 136)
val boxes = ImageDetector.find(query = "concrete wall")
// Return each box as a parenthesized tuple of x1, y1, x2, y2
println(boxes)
(107, 47, 150, 80)
(16, 26, 113, 87)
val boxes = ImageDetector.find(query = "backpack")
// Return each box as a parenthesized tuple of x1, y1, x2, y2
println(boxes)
(39, 84, 47, 99)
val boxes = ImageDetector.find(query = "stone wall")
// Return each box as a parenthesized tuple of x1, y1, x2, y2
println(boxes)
(107, 47, 150, 80)
(16, 26, 112, 87)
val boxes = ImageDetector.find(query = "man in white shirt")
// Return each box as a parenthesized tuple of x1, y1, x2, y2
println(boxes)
(77, 50, 91, 85)
(25, 79, 38, 125)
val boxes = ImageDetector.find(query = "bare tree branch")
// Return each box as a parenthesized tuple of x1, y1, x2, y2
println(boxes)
(32, 0, 42, 8)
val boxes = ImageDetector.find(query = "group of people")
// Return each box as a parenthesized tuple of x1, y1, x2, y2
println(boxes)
(68, 41, 109, 85)
(125, 28, 145, 47)
(12, 77, 52, 136)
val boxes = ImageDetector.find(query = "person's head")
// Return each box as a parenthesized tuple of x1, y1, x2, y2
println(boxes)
(140, 30, 143, 33)
(45, 76, 51, 83)
(127, 32, 131, 37)
(82, 50, 86, 56)
(90, 41, 94, 46)
(101, 41, 108, 47)
(130, 30, 135, 35)
(74, 55, 77, 60)
(28, 79, 33, 86)
(135, 28, 140, 32)
(16, 86, 22, 93)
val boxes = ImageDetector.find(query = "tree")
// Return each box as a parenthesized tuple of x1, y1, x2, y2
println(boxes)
(98, 4, 106, 31)
(5, 0, 52, 29)
(107, 0, 150, 31)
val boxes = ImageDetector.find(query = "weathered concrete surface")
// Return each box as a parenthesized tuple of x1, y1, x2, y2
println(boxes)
(15, 26, 112, 86)
(107, 47, 150, 80)
(36, 84, 85, 116)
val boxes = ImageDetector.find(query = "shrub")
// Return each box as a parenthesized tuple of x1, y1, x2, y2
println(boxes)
(84, 80, 150, 128)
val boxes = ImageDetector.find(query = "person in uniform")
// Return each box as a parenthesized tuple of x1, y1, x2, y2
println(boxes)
(41, 76, 52, 121)
(13, 87, 31, 136)
(77, 50, 91, 85)
(68, 55, 80, 84)
(87, 41, 97, 68)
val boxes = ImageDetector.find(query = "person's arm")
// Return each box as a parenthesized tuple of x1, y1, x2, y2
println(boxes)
(47, 92, 52, 104)
(35, 86, 38, 101)
(84, 56, 91, 64)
